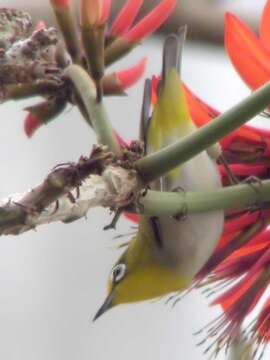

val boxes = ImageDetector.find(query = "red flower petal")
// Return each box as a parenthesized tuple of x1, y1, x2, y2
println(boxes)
(218, 232, 240, 249)
(214, 244, 270, 309)
(223, 211, 261, 235)
(110, 0, 143, 37)
(246, 227, 270, 250)
(213, 271, 267, 315)
(116, 57, 147, 89)
(216, 228, 270, 268)
(254, 127, 270, 156)
(211, 228, 270, 283)
(183, 83, 270, 153)
(214, 246, 267, 280)
(201, 267, 270, 355)
(124, 0, 176, 43)
(225, 12, 270, 90)
(260, 0, 270, 52)
(183, 84, 219, 127)
(125, 213, 139, 223)
(256, 297, 270, 342)
(226, 241, 269, 264)
(205, 228, 269, 282)
(24, 113, 42, 138)
(235, 241, 270, 282)
(219, 163, 268, 180)
(198, 219, 268, 281)
(151, 75, 159, 105)
(183, 84, 241, 149)
(114, 132, 128, 147)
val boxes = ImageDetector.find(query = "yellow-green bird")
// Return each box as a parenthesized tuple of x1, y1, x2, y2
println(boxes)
(94, 29, 224, 320)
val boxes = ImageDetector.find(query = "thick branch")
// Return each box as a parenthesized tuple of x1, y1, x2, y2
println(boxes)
(0, 147, 139, 235)
(2, 161, 270, 236)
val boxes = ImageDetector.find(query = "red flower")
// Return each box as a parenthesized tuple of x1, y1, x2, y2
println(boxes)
(193, 226, 270, 357)
(100, 58, 147, 95)
(124, 0, 176, 43)
(184, 84, 270, 158)
(255, 298, 270, 353)
(219, 163, 268, 182)
(225, 0, 270, 91)
(108, 0, 176, 44)
(116, 58, 147, 89)
(190, 5, 270, 351)
(260, 0, 270, 52)
(110, 0, 143, 37)
(125, 212, 140, 223)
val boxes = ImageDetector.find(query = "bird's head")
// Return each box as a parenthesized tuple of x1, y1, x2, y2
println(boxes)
(93, 231, 189, 320)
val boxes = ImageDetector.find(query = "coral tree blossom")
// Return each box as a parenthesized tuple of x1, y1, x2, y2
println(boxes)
(24, 0, 175, 136)
(126, 43, 270, 356)
(191, 1, 270, 356)
(225, 0, 270, 91)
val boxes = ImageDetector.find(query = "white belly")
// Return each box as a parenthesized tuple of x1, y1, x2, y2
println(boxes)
(155, 150, 224, 279)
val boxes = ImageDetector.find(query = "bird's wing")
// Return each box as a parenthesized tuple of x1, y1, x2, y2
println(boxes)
(145, 27, 196, 190)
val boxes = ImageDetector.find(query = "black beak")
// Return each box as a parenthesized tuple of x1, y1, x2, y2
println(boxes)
(93, 291, 115, 322)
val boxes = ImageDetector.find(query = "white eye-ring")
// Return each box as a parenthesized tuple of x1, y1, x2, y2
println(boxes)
(111, 263, 126, 283)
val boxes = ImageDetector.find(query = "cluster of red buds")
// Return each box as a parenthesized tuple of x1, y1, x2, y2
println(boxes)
(0, 0, 176, 137)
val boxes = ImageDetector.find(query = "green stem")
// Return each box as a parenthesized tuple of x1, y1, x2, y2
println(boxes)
(140, 180, 270, 216)
(81, 26, 105, 82)
(105, 38, 136, 66)
(52, 6, 82, 64)
(136, 81, 270, 182)
(66, 65, 121, 155)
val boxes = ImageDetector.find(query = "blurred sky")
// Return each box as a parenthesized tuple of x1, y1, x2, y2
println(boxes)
(1, 1, 270, 360)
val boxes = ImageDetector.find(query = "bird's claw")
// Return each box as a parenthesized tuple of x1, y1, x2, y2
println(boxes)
(171, 186, 188, 221)
(104, 209, 122, 231)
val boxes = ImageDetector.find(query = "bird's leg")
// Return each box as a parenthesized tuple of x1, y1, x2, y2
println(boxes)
(218, 154, 239, 185)
(245, 175, 263, 189)
(219, 155, 263, 209)
(218, 154, 264, 211)
(103, 208, 123, 231)
(135, 186, 150, 213)
(244, 176, 264, 211)
(171, 186, 188, 221)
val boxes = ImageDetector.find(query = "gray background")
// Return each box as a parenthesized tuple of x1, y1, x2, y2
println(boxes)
(0, 1, 269, 359)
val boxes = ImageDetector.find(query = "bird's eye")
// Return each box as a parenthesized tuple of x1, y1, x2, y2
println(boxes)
(111, 263, 126, 283)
